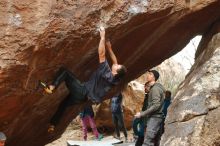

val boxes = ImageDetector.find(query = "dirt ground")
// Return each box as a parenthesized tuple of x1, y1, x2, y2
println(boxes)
(46, 119, 135, 146)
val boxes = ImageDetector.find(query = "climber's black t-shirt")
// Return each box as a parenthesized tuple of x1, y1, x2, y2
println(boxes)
(85, 60, 119, 103)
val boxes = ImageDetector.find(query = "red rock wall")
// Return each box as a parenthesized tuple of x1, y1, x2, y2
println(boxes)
(0, 0, 220, 145)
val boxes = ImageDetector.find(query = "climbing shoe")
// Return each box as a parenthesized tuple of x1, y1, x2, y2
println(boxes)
(114, 135, 121, 140)
(39, 81, 53, 94)
(124, 137, 128, 143)
(48, 125, 55, 133)
(97, 134, 104, 141)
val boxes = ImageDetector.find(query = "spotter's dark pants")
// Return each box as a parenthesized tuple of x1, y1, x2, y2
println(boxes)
(142, 117, 163, 146)
(112, 112, 128, 138)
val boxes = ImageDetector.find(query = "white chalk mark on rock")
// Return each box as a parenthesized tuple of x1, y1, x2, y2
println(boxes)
(128, 5, 143, 14)
(9, 14, 22, 27)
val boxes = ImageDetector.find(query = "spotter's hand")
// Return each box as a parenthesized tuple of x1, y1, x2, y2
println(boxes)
(134, 112, 141, 118)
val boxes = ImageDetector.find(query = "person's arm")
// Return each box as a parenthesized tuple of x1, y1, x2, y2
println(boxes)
(106, 40, 118, 65)
(98, 26, 106, 63)
(140, 87, 162, 117)
(134, 87, 162, 118)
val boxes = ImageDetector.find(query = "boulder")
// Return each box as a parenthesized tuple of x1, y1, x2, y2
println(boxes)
(160, 21, 220, 146)
(0, 0, 220, 145)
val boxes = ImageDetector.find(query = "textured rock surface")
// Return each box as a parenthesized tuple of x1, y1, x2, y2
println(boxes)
(0, 0, 220, 146)
(160, 21, 220, 146)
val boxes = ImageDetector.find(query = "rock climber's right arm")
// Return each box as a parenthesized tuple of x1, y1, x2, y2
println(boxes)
(98, 26, 106, 63)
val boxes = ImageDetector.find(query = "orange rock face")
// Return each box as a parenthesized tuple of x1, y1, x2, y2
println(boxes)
(0, 0, 220, 145)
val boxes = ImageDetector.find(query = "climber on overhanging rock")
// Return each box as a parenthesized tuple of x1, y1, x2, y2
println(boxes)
(42, 26, 127, 133)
